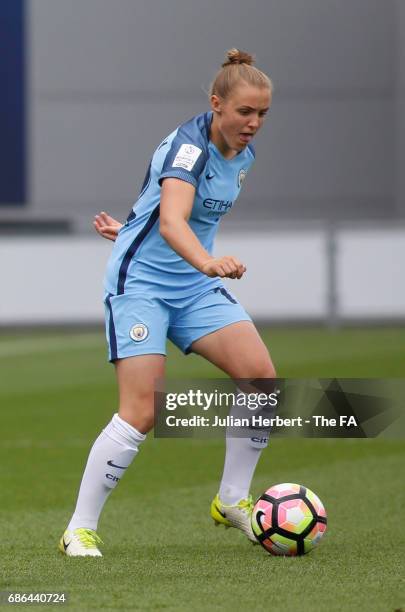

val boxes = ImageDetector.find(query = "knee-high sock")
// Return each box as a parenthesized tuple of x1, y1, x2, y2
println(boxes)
(67, 413, 145, 532)
(219, 392, 270, 505)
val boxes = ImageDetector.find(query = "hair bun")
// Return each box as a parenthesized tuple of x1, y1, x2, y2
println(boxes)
(222, 48, 255, 68)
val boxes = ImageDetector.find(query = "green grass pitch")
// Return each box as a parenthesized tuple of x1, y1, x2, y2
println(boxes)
(1, 326, 405, 611)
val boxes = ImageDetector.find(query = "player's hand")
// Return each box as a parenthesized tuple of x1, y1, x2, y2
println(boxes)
(200, 256, 246, 279)
(93, 211, 123, 242)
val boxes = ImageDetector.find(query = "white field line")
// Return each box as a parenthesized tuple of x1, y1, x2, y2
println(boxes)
(0, 438, 90, 448)
(0, 333, 105, 358)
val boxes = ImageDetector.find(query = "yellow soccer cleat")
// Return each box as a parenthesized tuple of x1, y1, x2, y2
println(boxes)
(59, 528, 103, 557)
(210, 494, 257, 543)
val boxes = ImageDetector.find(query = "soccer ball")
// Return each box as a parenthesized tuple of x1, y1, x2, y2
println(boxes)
(251, 483, 327, 556)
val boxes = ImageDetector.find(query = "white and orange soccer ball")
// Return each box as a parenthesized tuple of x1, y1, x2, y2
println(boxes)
(251, 483, 327, 556)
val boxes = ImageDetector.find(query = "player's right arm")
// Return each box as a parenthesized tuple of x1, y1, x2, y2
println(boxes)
(159, 178, 246, 279)
(93, 212, 123, 241)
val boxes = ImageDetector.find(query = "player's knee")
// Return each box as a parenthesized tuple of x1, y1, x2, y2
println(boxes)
(247, 358, 276, 380)
(119, 389, 155, 432)
(133, 386, 155, 403)
(261, 361, 276, 379)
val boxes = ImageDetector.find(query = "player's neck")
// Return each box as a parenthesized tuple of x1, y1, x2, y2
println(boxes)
(209, 116, 238, 160)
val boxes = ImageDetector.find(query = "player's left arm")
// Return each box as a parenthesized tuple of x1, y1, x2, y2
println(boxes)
(160, 178, 246, 279)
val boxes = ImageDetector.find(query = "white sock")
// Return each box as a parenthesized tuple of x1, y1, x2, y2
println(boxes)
(218, 390, 270, 505)
(218, 438, 264, 505)
(67, 413, 145, 532)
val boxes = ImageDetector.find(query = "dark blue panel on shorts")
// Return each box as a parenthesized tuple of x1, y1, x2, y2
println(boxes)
(0, 0, 26, 205)
(105, 294, 118, 361)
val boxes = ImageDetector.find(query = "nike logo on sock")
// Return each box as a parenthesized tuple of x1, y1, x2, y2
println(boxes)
(107, 460, 129, 470)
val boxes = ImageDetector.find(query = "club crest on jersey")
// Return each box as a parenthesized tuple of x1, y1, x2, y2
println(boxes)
(238, 168, 247, 188)
(129, 323, 149, 342)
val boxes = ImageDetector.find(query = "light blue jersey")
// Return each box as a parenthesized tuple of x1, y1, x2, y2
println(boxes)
(104, 111, 255, 300)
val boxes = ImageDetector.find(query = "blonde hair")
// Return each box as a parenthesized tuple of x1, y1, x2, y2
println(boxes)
(209, 48, 273, 100)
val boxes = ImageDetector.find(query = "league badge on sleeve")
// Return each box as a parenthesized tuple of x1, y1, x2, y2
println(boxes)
(173, 144, 202, 171)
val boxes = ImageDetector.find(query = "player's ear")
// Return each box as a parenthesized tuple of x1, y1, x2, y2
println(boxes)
(210, 94, 222, 114)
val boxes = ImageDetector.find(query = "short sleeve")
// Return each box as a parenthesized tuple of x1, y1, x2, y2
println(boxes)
(158, 121, 208, 188)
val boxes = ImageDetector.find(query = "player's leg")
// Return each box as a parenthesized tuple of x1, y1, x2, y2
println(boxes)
(191, 321, 275, 542)
(60, 354, 164, 557)
(170, 289, 274, 543)
(60, 292, 168, 556)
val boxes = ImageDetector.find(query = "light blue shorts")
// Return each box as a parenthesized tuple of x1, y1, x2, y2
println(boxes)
(104, 286, 251, 361)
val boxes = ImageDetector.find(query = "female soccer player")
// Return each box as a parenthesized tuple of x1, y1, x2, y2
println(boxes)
(60, 49, 275, 556)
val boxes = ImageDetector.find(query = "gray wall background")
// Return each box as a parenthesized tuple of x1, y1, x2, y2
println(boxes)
(4, 0, 402, 230)
(396, 0, 405, 217)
